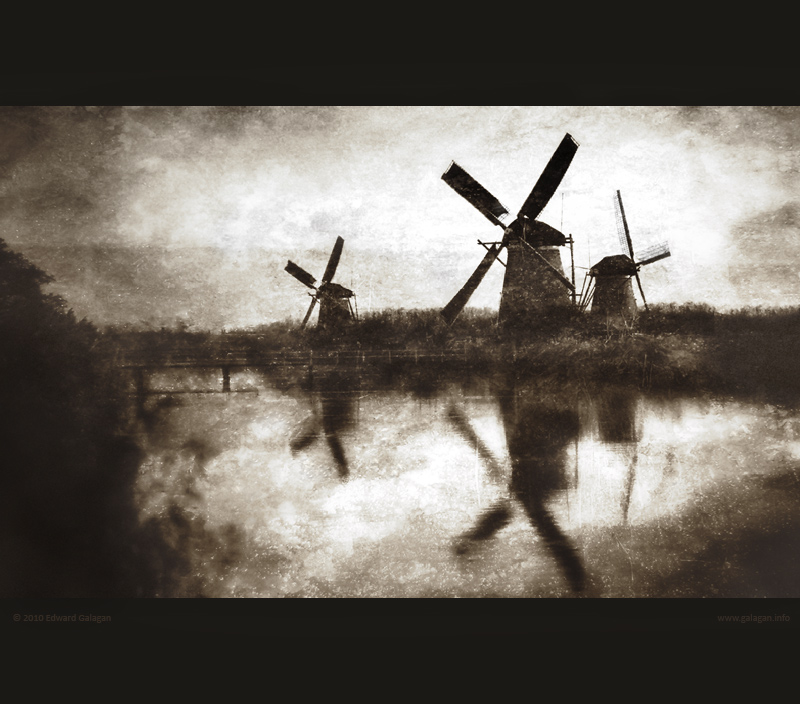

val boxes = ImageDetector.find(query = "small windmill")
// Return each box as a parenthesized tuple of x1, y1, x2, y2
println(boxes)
(440, 133, 579, 327)
(579, 190, 671, 319)
(285, 235, 357, 329)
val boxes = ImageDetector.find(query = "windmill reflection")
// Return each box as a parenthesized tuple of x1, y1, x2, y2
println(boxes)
(593, 386, 640, 524)
(289, 367, 358, 480)
(449, 379, 587, 593)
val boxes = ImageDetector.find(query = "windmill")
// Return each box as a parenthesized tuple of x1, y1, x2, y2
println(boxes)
(579, 191, 671, 319)
(440, 133, 580, 327)
(285, 235, 357, 329)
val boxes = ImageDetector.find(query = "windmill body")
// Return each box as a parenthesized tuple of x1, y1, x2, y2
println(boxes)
(499, 236, 572, 326)
(317, 282, 355, 329)
(440, 134, 579, 328)
(588, 254, 638, 322)
(285, 236, 357, 330)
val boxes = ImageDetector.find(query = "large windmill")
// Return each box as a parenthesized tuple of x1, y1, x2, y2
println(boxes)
(579, 191, 671, 319)
(285, 235, 357, 329)
(440, 133, 580, 327)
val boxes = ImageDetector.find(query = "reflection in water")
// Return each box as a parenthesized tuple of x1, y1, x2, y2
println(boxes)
(124, 361, 800, 598)
(290, 368, 358, 479)
(594, 387, 640, 524)
(450, 378, 588, 593)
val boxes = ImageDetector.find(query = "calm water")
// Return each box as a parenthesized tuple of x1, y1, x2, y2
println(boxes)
(128, 365, 800, 598)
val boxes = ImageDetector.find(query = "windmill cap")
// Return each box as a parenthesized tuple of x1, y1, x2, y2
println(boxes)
(590, 254, 637, 276)
(510, 218, 567, 247)
(320, 282, 354, 298)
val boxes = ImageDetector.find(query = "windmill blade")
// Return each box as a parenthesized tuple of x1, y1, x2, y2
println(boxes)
(324, 431, 348, 478)
(321, 395, 351, 479)
(518, 133, 579, 220)
(321, 236, 344, 284)
(441, 243, 501, 325)
(613, 191, 635, 260)
(290, 412, 321, 453)
(446, 404, 504, 483)
(518, 237, 576, 292)
(622, 454, 637, 525)
(301, 296, 318, 328)
(614, 191, 649, 310)
(636, 241, 671, 267)
(442, 162, 509, 227)
(633, 270, 648, 312)
(580, 277, 596, 312)
(285, 261, 317, 289)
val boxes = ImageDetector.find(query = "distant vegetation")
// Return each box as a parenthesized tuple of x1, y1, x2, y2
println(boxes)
(103, 302, 800, 407)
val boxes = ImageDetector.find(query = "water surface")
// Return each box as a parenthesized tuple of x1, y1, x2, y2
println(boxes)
(129, 366, 800, 597)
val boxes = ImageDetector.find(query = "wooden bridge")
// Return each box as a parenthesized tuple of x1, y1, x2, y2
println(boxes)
(117, 345, 474, 398)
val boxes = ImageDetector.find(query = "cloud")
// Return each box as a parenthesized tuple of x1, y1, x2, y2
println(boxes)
(3, 105, 800, 327)
(724, 202, 800, 307)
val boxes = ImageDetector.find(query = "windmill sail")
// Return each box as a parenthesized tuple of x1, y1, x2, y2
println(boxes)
(442, 162, 509, 226)
(285, 261, 317, 289)
(636, 241, 671, 267)
(518, 134, 580, 220)
(613, 190, 634, 260)
(301, 296, 318, 328)
(441, 244, 500, 325)
(322, 235, 344, 283)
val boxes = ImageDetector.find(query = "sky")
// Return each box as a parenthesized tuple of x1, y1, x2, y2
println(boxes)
(1, 104, 799, 330)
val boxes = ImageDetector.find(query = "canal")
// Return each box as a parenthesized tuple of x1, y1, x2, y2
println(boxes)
(126, 364, 800, 598)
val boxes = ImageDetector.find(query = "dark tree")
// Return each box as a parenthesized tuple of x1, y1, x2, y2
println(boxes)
(0, 238, 192, 597)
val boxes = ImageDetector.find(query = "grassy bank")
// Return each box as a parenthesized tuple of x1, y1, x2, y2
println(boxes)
(102, 304, 800, 407)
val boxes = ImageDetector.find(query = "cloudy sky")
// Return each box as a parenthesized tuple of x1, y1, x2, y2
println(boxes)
(2, 105, 799, 330)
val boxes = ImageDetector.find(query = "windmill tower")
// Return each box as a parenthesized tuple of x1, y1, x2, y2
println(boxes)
(285, 235, 357, 329)
(440, 133, 579, 327)
(580, 191, 671, 321)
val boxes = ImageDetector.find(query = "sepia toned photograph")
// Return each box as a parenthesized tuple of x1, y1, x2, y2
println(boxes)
(1, 100, 798, 628)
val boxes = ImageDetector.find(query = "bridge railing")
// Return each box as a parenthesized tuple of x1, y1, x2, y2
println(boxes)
(115, 345, 474, 369)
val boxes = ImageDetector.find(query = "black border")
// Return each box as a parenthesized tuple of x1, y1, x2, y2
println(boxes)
(2, 63, 798, 635)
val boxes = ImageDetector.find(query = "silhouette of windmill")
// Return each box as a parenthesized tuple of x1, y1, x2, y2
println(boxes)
(440, 133, 579, 327)
(580, 191, 671, 320)
(285, 236, 357, 329)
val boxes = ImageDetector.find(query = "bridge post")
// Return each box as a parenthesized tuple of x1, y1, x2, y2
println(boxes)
(134, 367, 147, 419)
(222, 366, 231, 393)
